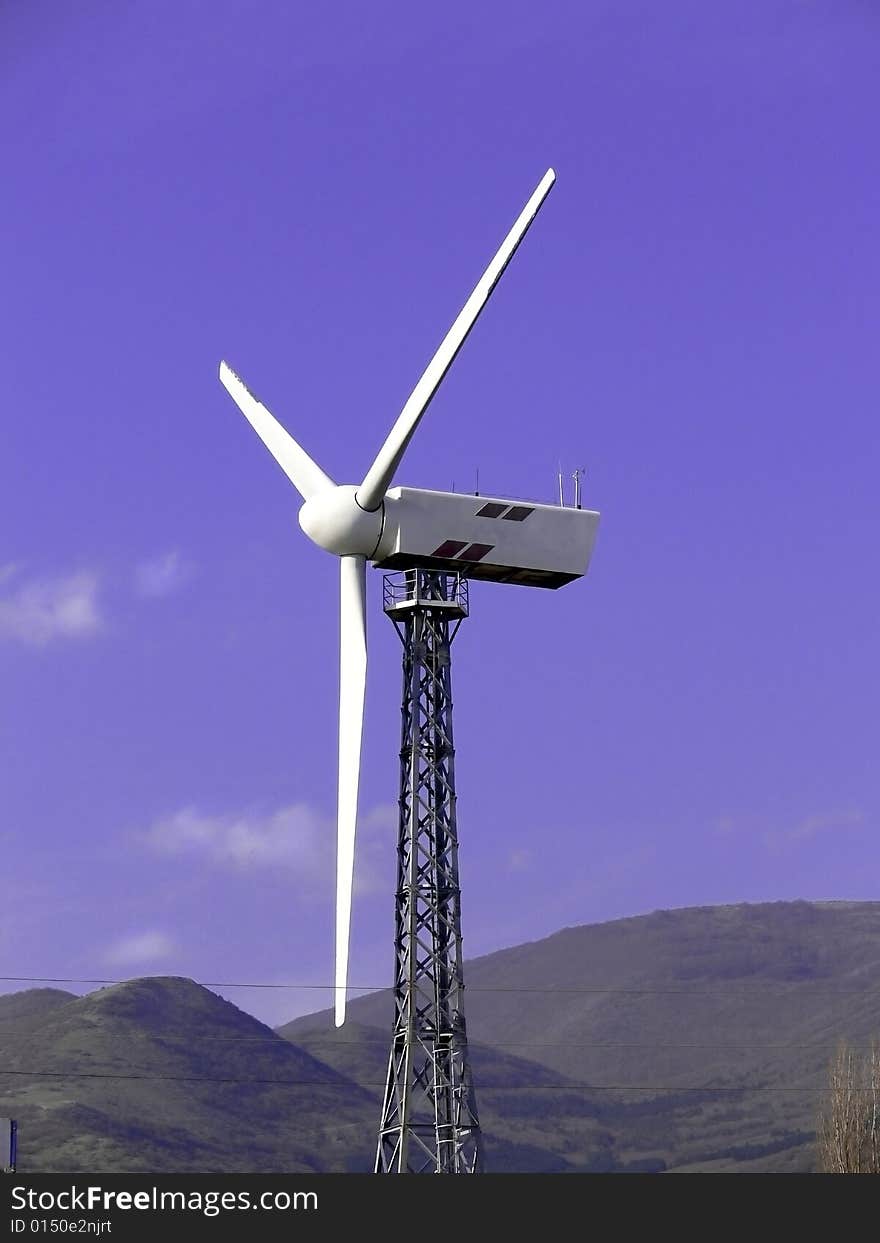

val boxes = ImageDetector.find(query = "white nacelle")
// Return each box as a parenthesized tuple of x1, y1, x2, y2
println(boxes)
(373, 487, 600, 588)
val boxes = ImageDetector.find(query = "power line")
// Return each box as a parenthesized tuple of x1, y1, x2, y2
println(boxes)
(296, 1039, 878, 1050)
(2, 974, 877, 997)
(0, 1067, 845, 1090)
(0, 1026, 871, 1052)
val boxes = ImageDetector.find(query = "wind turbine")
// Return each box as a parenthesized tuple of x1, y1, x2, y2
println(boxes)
(219, 168, 599, 1034)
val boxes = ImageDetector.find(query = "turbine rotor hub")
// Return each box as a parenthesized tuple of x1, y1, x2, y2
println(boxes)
(298, 485, 384, 557)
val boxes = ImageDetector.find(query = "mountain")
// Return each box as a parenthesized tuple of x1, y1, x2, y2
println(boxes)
(281, 900, 880, 1172)
(0, 988, 76, 1021)
(0, 985, 585, 1173)
(0, 977, 377, 1173)
(4, 901, 880, 1172)
(278, 1020, 628, 1173)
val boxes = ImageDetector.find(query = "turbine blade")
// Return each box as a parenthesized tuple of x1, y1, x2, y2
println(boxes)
(219, 361, 334, 501)
(356, 168, 556, 511)
(335, 553, 367, 1027)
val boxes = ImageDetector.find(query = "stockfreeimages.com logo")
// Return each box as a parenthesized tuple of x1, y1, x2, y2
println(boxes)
(10, 1185, 318, 1218)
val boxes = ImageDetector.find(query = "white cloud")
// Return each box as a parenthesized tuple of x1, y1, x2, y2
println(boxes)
(774, 807, 865, 846)
(133, 549, 190, 598)
(104, 930, 177, 966)
(716, 807, 867, 851)
(140, 803, 326, 869)
(136, 800, 397, 894)
(0, 566, 103, 646)
(353, 803, 397, 895)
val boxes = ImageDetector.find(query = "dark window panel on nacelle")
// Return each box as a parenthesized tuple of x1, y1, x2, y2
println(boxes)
(431, 540, 468, 558)
(458, 543, 494, 562)
(476, 501, 507, 518)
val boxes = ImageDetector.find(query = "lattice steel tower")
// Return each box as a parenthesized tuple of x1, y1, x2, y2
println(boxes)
(375, 569, 483, 1174)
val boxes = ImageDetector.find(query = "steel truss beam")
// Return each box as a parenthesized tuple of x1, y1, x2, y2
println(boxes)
(375, 570, 482, 1174)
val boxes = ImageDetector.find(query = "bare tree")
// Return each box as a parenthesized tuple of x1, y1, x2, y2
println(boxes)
(817, 1039, 880, 1173)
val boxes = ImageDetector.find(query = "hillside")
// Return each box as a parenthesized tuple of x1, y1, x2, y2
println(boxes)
(4, 901, 880, 1172)
(0, 977, 377, 1172)
(0, 988, 76, 1021)
(280, 1020, 644, 1172)
(281, 900, 880, 1172)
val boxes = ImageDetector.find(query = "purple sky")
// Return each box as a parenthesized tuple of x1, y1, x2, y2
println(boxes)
(2, 2, 878, 1027)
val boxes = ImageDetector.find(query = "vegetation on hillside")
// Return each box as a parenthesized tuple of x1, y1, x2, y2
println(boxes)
(817, 1040, 880, 1173)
